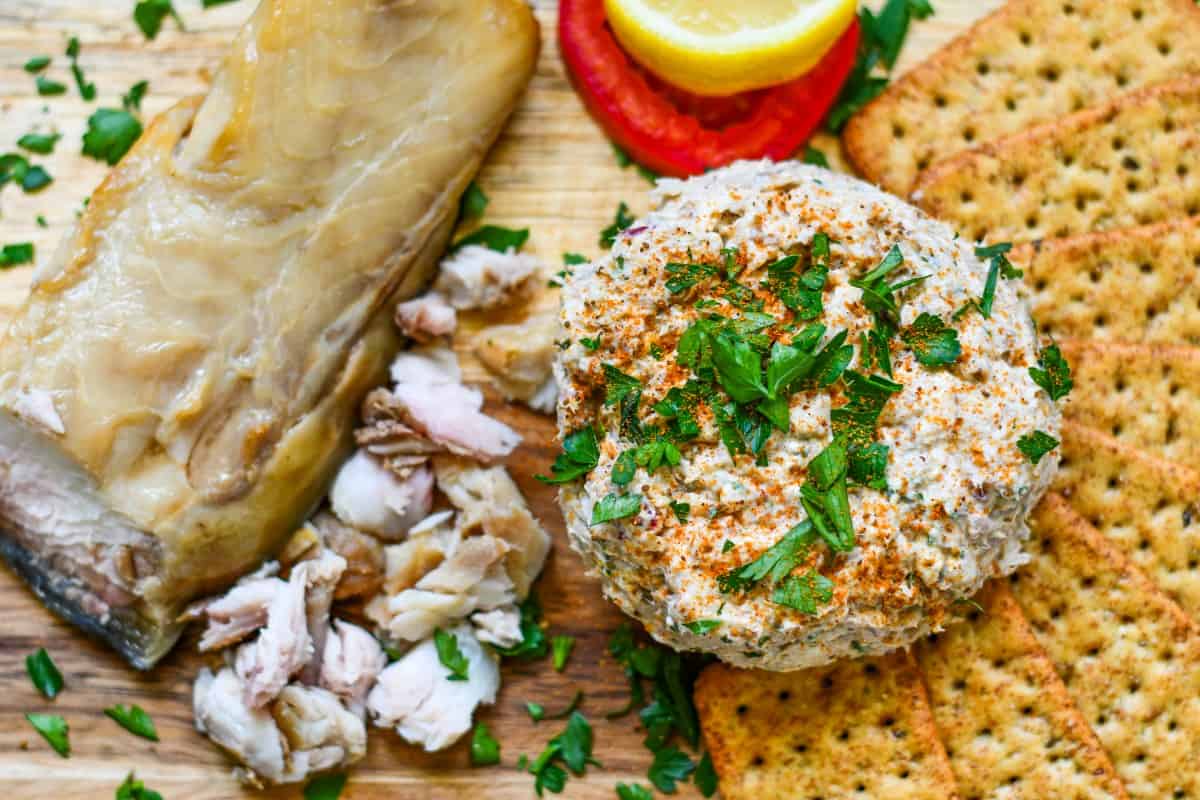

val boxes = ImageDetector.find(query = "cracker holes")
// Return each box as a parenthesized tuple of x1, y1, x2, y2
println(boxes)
(1166, 119, 1177, 134)
(1159, 41, 1173, 56)
(1005, 97, 1017, 112)
(794, 742, 808, 754)
(736, 704, 749, 715)
(751, 755, 765, 767)
(1112, 136, 1126, 151)
(934, 94, 948, 108)
(1026, 215, 1040, 231)
(1179, 165, 1190, 179)
(1089, 37, 1102, 51)
(838, 729, 850, 741)
(1040, 65, 1061, 83)
(1116, 73, 1130, 88)
(1170, 382, 1182, 397)
(892, 123, 906, 139)
(961, 190, 974, 204)
(1061, 3, 1075, 14)
(1132, 7, 1144, 21)
(778, 690, 791, 701)
(1111, 421, 1123, 435)
(1123, 156, 1141, 172)
(976, 61, 990, 76)
(963, 127, 977, 144)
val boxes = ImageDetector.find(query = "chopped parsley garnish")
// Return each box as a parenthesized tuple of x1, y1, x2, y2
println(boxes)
(17, 132, 60, 155)
(527, 690, 583, 723)
(711, 332, 767, 403)
(665, 260, 720, 294)
(800, 438, 856, 553)
(1029, 343, 1072, 401)
(35, 75, 66, 97)
(104, 704, 158, 741)
(901, 312, 961, 366)
(721, 539, 735, 553)
(847, 442, 889, 490)
(580, 336, 601, 351)
(527, 712, 596, 795)
(492, 593, 549, 660)
(683, 619, 721, 635)
(600, 201, 635, 248)
(802, 145, 830, 168)
(24, 56, 51, 73)
(470, 722, 501, 766)
(537, 426, 599, 484)
(452, 224, 529, 253)
(603, 363, 642, 406)
(1, 153, 53, 193)
(617, 783, 655, 800)
(122, 80, 149, 113)
(648, 746, 696, 793)
(563, 252, 588, 265)
(66, 37, 96, 101)
(669, 501, 690, 522)
(611, 449, 637, 485)
(0, 242, 35, 268)
(974, 241, 1022, 318)
(1017, 430, 1059, 465)
(592, 493, 643, 525)
(134, 0, 184, 40)
(694, 752, 719, 798)
(116, 773, 164, 800)
(831, 370, 903, 445)
(719, 521, 816, 593)
(82, 109, 143, 166)
(459, 180, 489, 221)
(26, 712, 69, 757)
(772, 571, 835, 614)
(552, 635, 576, 672)
(25, 648, 63, 699)
(433, 628, 470, 681)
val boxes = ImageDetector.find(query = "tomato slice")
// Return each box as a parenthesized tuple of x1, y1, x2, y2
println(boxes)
(559, 0, 860, 178)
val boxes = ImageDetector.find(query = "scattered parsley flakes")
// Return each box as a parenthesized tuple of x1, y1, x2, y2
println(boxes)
(552, 636, 576, 672)
(82, 109, 143, 166)
(1017, 430, 1059, 465)
(35, 75, 66, 96)
(831, 370, 902, 445)
(527, 690, 583, 723)
(527, 711, 596, 795)
(665, 260, 720, 295)
(669, 501, 690, 522)
(974, 241, 1021, 319)
(17, 132, 60, 155)
(122, 80, 149, 113)
(683, 619, 721, 635)
(433, 628, 470, 681)
(492, 593, 549, 660)
(800, 439, 856, 553)
(563, 252, 588, 265)
(303, 773, 346, 800)
(648, 745, 695, 793)
(452, 224, 529, 253)
(0, 242, 35, 268)
(711, 332, 767, 403)
(600, 201, 635, 248)
(772, 571, 835, 614)
(104, 704, 158, 741)
(802, 145, 830, 168)
(537, 426, 599, 484)
(580, 336, 601, 351)
(459, 180, 488, 221)
(592, 493, 643, 525)
(694, 752, 718, 797)
(20, 165, 52, 192)
(616, 783, 655, 800)
(134, 0, 184, 40)
(24, 56, 51, 73)
(116, 773, 163, 800)
(26, 712, 69, 757)
(719, 521, 816, 593)
(901, 312, 961, 366)
(1029, 343, 1072, 401)
(66, 37, 96, 101)
(25, 648, 63, 699)
(721, 539, 734, 553)
(847, 442, 889, 490)
(470, 722, 501, 766)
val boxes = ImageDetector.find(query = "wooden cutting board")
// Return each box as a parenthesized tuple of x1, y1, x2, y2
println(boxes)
(0, 1, 1001, 797)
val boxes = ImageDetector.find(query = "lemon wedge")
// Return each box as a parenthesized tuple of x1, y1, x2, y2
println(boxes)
(604, 0, 857, 96)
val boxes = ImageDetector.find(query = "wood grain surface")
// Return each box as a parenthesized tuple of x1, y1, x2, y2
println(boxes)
(0, 1, 1001, 797)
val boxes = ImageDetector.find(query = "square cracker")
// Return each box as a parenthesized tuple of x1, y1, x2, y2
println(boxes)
(1011, 492, 1200, 799)
(1012, 216, 1200, 344)
(917, 582, 1127, 800)
(1055, 420, 1200, 623)
(911, 75, 1200, 244)
(842, 0, 1200, 195)
(695, 651, 958, 800)
(1059, 339, 1200, 465)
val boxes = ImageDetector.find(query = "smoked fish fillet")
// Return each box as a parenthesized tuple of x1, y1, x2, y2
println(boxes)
(0, 0, 538, 668)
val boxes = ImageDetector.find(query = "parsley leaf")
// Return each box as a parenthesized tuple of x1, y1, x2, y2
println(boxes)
(765, 251, 828, 320)
(134, 0, 184, 40)
(537, 427, 600, 484)
(719, 521, 816, 593)
(563, 252, 588, 265)
(612, 449, 637, 485)
(592, 493, 643, 525)
(648, 746, 695, 793)
(122, 80, 149, 113)
(669, 501, 690, 522)
(1017, 430, 1059, 465)
(104, 704, 158, 741)
(617, 783, 655, 800)
(901, 312, 961, 366)
(26, 712, 69, 757)
(975, 242, 1020, 318)
(433, 628, 470, 681)
(452, 224, 529, 253)
(683, 619, 721, 635)
(24, 56, 50, 73)
(303, 773, 345, 800)
(17, 132, 60, 155)
(831, 370, 902, 445)
(554, 712, 595, 774)
(459, 181, 489, 221)
(811, 329, 854, 386)
(847, 442, 889, 490)
(694, 752, 718, 797)
(580, 336, 601, 351)
(712, 332, 767, 403)
(82, 109, 143, 166)
(800, 439, 855, 553)
(1029, 343, 1072, 401)
(492, 593, 549, 659)
(871, 0, 935, 69)
(603, 363, 642, 406)
(25, 648, 63, 699)
(600, 201, 635, 248)
(116, 773, 163, 800)
(552, 635, 576, 672)
(772, 571, 835, 614)
(0, 242, 34, 268)
(35, 75, 66, 96)
(471, 722, 501, 766)
(802, 145, 830, 168)
(66, 37, 96, 101)
(664, 260, 720, 295)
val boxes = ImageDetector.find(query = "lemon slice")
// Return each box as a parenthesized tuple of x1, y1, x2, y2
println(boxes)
(604, 0, 857, 96)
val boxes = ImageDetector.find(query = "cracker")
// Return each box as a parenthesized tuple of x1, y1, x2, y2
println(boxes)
(911, 75, 1200, 244)
(695, 652, 957, 800)
(1060, 339, 1200, 465)
(843, 0, 1200, 195)
(1056, 420, 1200, 622)
(1011, 492, 1200, 799)
(1012, 216, 1200, 344)
(917, 582, 1127, 800)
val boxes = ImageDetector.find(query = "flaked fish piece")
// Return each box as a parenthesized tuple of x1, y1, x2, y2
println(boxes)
(395, 293, 457, 343)
(472, 605, 523, 648)
(297, 549, 347, 685)
(434, 457, 550, 598)
(475, 309, 560, 414)
(310, 512, 384, 601)
(0, 0, 539, 668)
(387, 382, 521, 462)
(389, 346, 463, 388)
(329, 451, 433, 541)
(434, 246, 542, 310)
(274, 684, 367, 776)
(236, 565, 312, 708)
(194, 667, 290, 785)
(320, 620, 387, 712)
(366, 623, 499, 751)
(192, 574, 287, 653)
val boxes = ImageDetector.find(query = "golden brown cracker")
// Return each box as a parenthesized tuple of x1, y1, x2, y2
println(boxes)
(843, 0, 1200, 195)
(1012, 216, 1200, 344)
(695, 651, 958, 800)
(1011, 492, 1200, 799)
(911, 76, 1200, 244)
(917, 582, 1127, 800)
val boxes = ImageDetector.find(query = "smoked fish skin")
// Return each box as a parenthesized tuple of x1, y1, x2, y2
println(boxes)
(0, 0, 539, 668)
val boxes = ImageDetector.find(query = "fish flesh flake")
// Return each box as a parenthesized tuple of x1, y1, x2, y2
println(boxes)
(0, 0, 538, 668)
